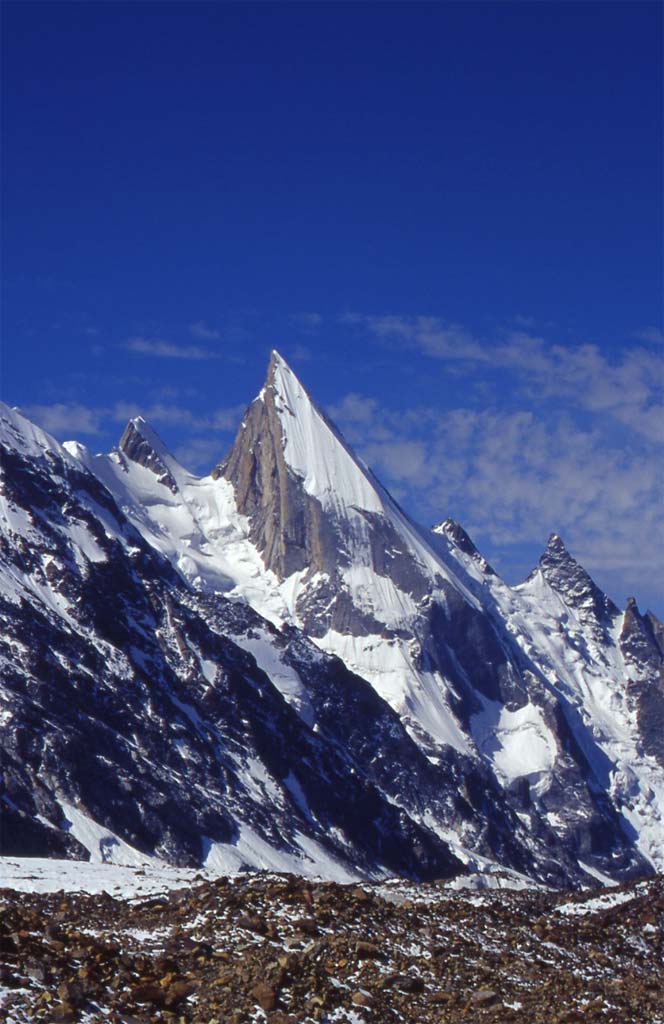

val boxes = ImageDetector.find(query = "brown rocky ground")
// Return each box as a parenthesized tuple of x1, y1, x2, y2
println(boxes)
(0, 872, 662, 1024)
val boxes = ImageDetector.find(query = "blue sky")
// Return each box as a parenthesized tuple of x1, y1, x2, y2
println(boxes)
(2, 1, 662, 615)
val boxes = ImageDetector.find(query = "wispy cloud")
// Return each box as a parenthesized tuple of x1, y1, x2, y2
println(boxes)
(210, 406, 245, 431)
(23, 398, 244, 457)
(108, 400, 245, 432)
(289, 312, 323, 331)
(19, 313, 663, 611)
(124, 336, 220, 360)
(23, 402, 104, 436)
(173, 437, 226, 473)
(289, 344, 313, 362)
(109, 401, 202, 428)
(189, 320, 222, 341)
(329, 363, 664, 608)
(344, 314, 664, 443)
(633, 326, 664, 345)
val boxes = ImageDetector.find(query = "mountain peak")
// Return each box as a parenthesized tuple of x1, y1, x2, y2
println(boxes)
(544, 532, 569, 558)
(268, 347, 289, 374)
(118, 417, 180, 493)
(256, 352, 384, 515)
(263, 349, 301, 403)
(536, 533, 619, 629)
(432, 518, 496, 575)
(213, 352, 387, 580)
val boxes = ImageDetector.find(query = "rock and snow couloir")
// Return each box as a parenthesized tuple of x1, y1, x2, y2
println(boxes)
(1, 352, 663, 886)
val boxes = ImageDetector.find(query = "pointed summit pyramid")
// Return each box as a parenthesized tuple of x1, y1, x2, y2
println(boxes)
(214, 351, 430, 592)
(532, 532, 619, 634)
(119, 416, 180, 493)
(432, 518, 496, 576)
(212, 350, 346, 578)
(265, 351, 384, 513)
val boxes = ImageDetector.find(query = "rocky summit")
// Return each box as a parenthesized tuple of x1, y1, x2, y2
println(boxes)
(0, 869, 662, 1024)
(1, 350, 664, 890)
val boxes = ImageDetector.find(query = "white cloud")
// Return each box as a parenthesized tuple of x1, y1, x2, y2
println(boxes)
(210, 405, 245, 431)
(110, 401, 203, 428)
(124, 336, 220, 360)
(21, 397, 244, 453)
(23, 402, 104, 436)
(289, 344, 313, 362)
(173, 437, 225, 473)
(189, 320, 222, 341)
(329, 393, 380, 425)
(346, 314, 664, 444)
(109, 401, 245, 434)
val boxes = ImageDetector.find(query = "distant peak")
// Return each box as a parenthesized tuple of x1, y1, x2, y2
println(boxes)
(265, 349, 302, 397)
(118, 418, 180, 493)
(534, 533, 619, 628)
(539, 533, 582, 575)
(269, 348, 286, 367)
(539, 533, 578, 574)
(121, 415, 161, 448)
(545, 532, 568, 555)
(432, 518, 496, 575)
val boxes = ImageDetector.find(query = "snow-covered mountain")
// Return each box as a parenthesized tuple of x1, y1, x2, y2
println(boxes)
(1, 352, 662, 887)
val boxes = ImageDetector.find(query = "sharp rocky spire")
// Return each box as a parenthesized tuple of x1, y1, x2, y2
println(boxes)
(536, 532, 619, 631)
(118, 417, 179, 493)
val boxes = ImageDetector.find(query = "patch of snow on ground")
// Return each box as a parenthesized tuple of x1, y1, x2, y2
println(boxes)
(555, 887, 644, 917)
(0, 857, 209, 897)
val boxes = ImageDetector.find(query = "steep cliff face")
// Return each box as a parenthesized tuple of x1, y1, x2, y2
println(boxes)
(118, 417, 179, 493)
(619, 598, 664, 767)
(535, 532, 620, 640)
(213, 359, 345, 584)
(214, 351, 433, 635)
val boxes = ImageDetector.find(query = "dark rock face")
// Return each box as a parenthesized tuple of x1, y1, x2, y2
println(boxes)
(645, 610, 664, 656)
(214, 352, 431, 634)
(537, 533, 620, 638)
(213, 358, 344, 581)
(432, 518, 496, 575)
(118, 417, 179, 493)
(0, 804, 89, 860)
(620, 599, 664, 766)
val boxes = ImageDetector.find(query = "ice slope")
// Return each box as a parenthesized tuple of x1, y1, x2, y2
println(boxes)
(512, 573, 664, 872)
(271, 352, 385, 517)
(70, 428, 290, 622)
(269, 353, 479, 611)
